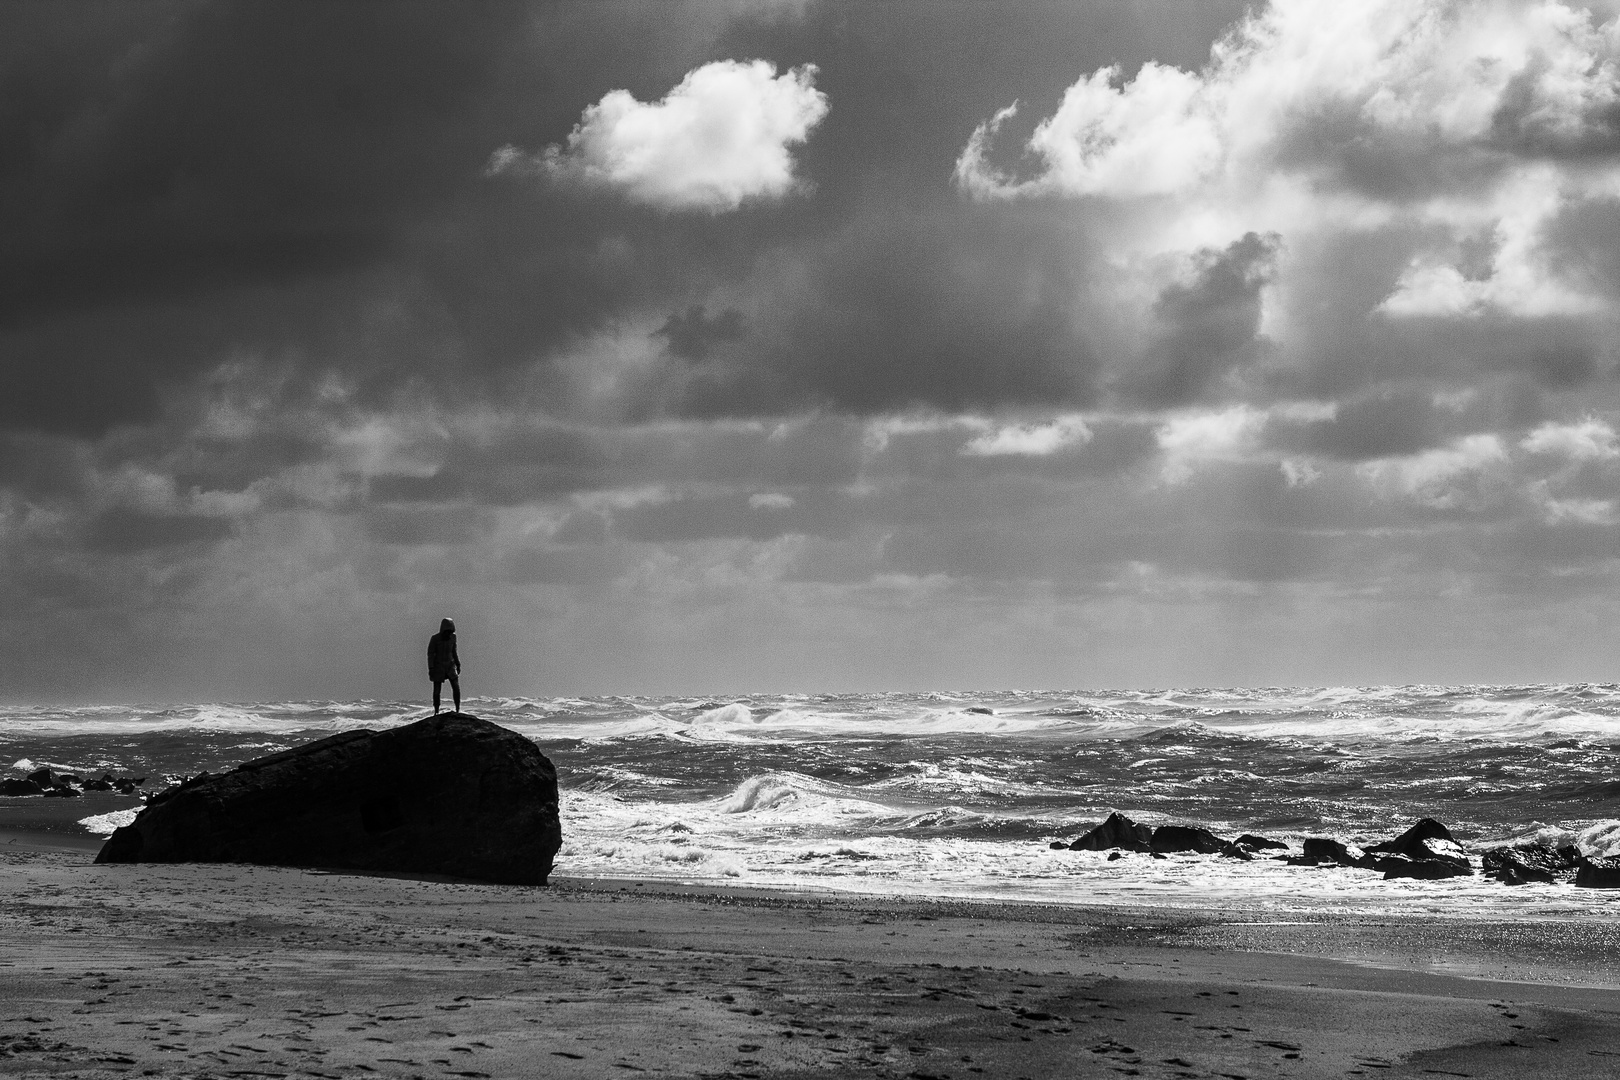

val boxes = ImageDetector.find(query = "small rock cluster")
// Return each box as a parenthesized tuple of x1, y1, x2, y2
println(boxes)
(1051, 812, 1620, 889)
(0, 768, 146, 799)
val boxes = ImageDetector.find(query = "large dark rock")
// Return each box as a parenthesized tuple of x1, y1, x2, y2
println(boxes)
(1151, 825, 1228, 855)
(1, 778, 45, 796)
(26, 767, 53, 787)
(1381, 855, 1471, 880)
(1234, 834, 1287, 851)
(1492, 855, 1556, 886)
(96, 713, 561, 885)
(1574, 856, 1620, 889)
(1482, 843, 1576, 885)
(1069, 812, 1154, 852)
(1366, 818, 1468, 869)
(1293, 838, 1371, 868)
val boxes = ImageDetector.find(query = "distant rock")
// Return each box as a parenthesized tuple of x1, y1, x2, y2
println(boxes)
(964, 707, 994, 715)
(1381, 855, 1471, 880)
(1234, 834, 1287, 851)
(1574, 856, 1620, 889)
(1069, 812, 1154, 852)
(1494, 857, 1556, 886)
(1481, 844, 1575, 885)
(1151, 825, 1228, 855)
(1366, 818, 1469, 870)
(1293, 838, 1370, 868)
(96, 712, 562, 885)
(1, 778, 45, 796)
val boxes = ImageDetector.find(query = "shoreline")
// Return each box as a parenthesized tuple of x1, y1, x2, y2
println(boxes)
(5, 847, 1620, 1079)
(8, 824, 1620, 992)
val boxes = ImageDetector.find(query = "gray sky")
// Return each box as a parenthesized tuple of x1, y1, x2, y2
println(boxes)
(7, 0, 1620, 701)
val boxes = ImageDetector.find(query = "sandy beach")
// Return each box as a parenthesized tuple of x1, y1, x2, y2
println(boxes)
(2, 827, 1618, 1080)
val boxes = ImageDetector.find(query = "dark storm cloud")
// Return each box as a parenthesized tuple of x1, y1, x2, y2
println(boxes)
(1276, 386, 1446, 461)
(2, 1, 528, 319)
(368, 425, 611, 506)
(0, 0, 530, 432)
(501, 544, 628, 586)
(84, 509, 234, 552)
(363, 507, 496, 547)
(655, 306, 747, 362)
(0, 433, 90, 498)
(667, 204, 1101, 417)
(0, 0, 1257, 445)
(613, 489, 856, 544)
(363, 417, 870, 507)
(1121, 232, 1278, 407)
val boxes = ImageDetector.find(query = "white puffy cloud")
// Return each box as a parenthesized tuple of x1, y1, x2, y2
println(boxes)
(1279, 458, 1322, 487)
(954, 64, 1219, 198)
(957, 0, 1620, 324)
(960, 1, 1620, 201)
(1536, 493, 1616, 523)
(1155, 405, 1267, 483)
(489, 60, 828, 212)
(1521, 417, 1620, 459)
(959, 415, 1092, 457)
(1357, 433, 1509, 507)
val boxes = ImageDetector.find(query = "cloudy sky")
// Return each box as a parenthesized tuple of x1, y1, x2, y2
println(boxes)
(9, 0, 1620, 701)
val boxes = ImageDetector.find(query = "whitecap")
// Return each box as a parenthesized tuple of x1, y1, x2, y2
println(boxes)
(78, 809, 139, 836)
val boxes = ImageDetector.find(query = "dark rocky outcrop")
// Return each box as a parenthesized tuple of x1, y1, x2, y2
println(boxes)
(1574, 856, 1620, 889)
(96, 712, 561, 885)
(1381, 855, 1471, 880)
(1292, 838, 1371, 868)
(1365, 818, 1469, 870)
(1069, 812, 1154, 852)
(1151, 825, 1228, 855)
(1481, 843, 1571, 875)
(1234, 834, 1287, 851)
(1481, 844, 1576, 885)
(1492, 856, 1556, 886)
(4, 769, 145, 798)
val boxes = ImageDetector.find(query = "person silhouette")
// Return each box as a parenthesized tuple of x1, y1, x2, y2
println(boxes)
(428, 618, 461, 714)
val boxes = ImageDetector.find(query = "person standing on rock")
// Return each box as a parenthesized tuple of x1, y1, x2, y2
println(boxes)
(428, 618, 462, 714)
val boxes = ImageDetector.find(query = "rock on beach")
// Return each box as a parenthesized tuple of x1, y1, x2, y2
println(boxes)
(1069, 811, 1154, 852)
(96, 711, 561, 885)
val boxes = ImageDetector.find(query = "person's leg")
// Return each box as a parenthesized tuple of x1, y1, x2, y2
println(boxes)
(450, 675, 461, 713)
(433, 678, 443, 714)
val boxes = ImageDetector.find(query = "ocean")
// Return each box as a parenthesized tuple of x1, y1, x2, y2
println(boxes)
(4, 685, 1619, 918)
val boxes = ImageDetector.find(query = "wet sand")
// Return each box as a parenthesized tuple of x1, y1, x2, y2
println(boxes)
(3, 833, 1620, 1078)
